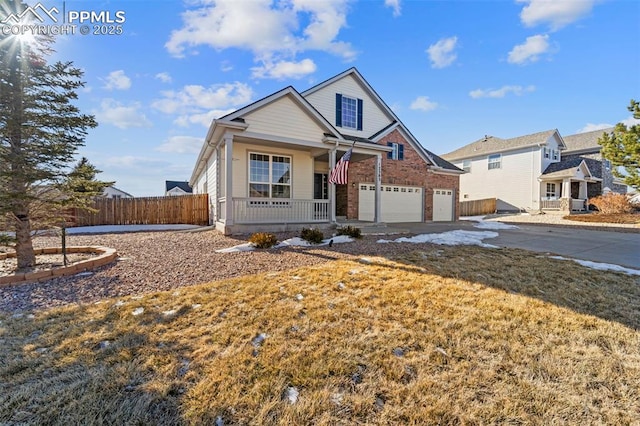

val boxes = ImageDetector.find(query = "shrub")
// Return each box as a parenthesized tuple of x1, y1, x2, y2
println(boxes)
(588, 193, 634, 214)
(336, 225, 362, 239)
(300, 228, 324, 244)
(248, 232, 278, 249)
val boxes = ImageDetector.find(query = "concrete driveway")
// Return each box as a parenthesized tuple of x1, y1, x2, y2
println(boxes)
(366, 221, 640, 269)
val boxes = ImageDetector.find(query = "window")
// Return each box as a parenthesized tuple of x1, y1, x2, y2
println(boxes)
(546, 183, 556, 198)
(335, 94, 363, 130)
(488, 154, 501, 170)
(249, 153, 291, 198)
(544, 148, 550, 159)
(387, 142, 404, 160)
(462, 160, 471, 172)
(552, 150, 559, 160)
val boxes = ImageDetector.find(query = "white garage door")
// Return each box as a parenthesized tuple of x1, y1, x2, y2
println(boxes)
(433, 189, 454, 221)
(358, 184, 423, 222)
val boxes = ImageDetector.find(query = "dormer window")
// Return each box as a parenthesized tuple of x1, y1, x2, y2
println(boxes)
(544, 148, 550, 159)
(335, 94, 363, 130)
(553, 150, 559, 160)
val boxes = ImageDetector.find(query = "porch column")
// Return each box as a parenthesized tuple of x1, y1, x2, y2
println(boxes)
(561, 179, 571, 198)
(578, 181, 587, 199)
(374, 153, 382, 223)
(224, 134, 234, 225)
(329, 148, 337, 223)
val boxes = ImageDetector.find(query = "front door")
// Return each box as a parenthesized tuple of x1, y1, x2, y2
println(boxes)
(314, 173, 328, 200)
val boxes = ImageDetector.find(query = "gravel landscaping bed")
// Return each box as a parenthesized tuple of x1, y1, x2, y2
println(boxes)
(0, 229, 431, 314)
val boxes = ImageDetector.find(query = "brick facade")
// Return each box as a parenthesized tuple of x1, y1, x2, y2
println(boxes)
(339, 129, 460, 221)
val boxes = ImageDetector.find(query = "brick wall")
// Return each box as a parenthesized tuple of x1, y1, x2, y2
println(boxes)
(344, 129, 460, 220)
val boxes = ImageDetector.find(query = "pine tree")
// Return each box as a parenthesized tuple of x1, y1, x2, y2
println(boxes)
(61, 157, 114, 212)
(598, 100, 640, 190)
(0, 2, 97, 269)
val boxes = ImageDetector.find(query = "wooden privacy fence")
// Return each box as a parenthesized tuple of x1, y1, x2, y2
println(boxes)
(71, 194, 209, 226)
(459, 198, 496, 217)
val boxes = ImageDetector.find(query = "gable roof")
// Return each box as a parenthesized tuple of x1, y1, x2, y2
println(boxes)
(104, 186, 134, 198)
(541, 156, 601, 179)
(303, 68, 461, 174)
(442, 129, 563, 161)
(220, 86, 341, 138)
(563, 127, 614, 154)
(165, 181, 192, 193)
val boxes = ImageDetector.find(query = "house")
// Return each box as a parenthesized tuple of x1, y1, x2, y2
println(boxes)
(102, 186, 134, 199)
(441, 128, 625, 213)
(189, 68, 462, 234)
(165, 181, 193, 196)
(561, 128, 627, 197)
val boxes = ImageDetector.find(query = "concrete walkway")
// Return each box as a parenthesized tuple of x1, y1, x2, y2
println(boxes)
(357, 221, 640, 269)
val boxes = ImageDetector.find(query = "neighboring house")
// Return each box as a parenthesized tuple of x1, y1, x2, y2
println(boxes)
(102, 186, 134, 199)
(561, 128, 627, 197)
(442, 128, 625, 213)
(190, 67, 462, 234)
(166, 181, 193, 196)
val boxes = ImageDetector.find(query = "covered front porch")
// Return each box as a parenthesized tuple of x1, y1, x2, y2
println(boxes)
(213, 131, 391, 234)
(539, 159, 601, 212)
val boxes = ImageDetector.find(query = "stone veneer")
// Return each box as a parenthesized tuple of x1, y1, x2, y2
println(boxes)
(0, 246, 117, 286)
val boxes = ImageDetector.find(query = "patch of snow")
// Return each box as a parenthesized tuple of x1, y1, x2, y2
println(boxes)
(460, 215, 486, 222)
(337, 282, 345, 290)
(378, 230, 499, 248)
(191, 304, 201, 309)
(251, 333, 268, 348)
(215, 416, 224, 426)
(549, 256, 640, 276)
(132, 307, 144, 316)
(274, 235, 353, 248)
(285, 386, 299, 404)
(162, 310, 177, 316)
(114, 300, 125, 307)
(359, 257, 373, 264)
(331, 392, 344, 405)
(473, 221, 519, 230)
(215, 243, 256, 253)
(295, 294, 304, 301)
(292, 276, 302, 280)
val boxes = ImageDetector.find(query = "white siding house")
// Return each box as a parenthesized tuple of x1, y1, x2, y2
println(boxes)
(442, 129, 590, 212)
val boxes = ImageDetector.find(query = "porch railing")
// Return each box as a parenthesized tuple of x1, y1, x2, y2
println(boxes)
(231, 198, 329, 224)
(540, 199, 561, 210)
(571, 199, 586, 211)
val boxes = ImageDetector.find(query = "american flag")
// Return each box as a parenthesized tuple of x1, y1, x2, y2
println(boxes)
(329, 147, 353, 185)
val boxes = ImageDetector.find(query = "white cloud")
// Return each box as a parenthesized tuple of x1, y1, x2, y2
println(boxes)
(621, 115, 640, 127)
(385, 0, 401, 17)
(508, 34, 550, 65)
(103, 70, 131, 91)
(518, 0, 594, 30)
(152, 82, 253, 127)
(410, 96, 438, 112)
(426, 36, 458, 69)
(156, 136, 203, 154)
(165, 0, 355, 73)
(251, 58, 317, 80)
(155, 72, 172, 83)
(469, 85, 536, 99)
(576, 123, 613, 133)
(94, 99, 152, 129)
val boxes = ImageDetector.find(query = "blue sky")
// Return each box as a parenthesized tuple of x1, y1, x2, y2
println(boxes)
(34, 0, 640, 196)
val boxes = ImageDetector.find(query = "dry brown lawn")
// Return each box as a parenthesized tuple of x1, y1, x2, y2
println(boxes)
(1, 246, 639, 425)
(564, 212, 640, 224)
